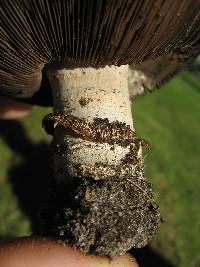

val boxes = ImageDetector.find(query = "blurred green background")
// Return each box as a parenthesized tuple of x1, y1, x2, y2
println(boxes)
(0, 62, 200, 267)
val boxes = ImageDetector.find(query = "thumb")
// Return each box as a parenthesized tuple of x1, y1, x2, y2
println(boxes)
(0, 237, 138, 267)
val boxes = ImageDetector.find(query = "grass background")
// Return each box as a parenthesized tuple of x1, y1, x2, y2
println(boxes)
(0, 71, 200, 267)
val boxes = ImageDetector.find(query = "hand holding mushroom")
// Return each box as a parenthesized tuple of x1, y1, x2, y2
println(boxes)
(0, 0, 200, 258)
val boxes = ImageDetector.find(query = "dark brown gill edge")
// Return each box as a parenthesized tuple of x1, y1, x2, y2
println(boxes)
(40, 113, 161, 258)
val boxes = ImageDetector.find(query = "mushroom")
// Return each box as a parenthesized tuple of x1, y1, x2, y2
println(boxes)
(0, 0, 200, 258)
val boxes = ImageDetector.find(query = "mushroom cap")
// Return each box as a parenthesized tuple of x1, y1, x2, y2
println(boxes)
(0, 0, 200, 105)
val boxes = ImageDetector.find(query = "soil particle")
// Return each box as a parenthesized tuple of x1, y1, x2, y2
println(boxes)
(79, 97, 93, 107)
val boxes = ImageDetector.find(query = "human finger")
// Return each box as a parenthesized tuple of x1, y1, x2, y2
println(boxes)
(0, 236, 139, 267)
(0, 96, 32, 119)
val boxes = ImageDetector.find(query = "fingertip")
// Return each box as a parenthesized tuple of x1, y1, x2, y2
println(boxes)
(0, 237, 139, 267)
(0, 96, 32, 119)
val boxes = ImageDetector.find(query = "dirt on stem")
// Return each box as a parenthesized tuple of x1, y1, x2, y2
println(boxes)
(41, 113, 161, 258)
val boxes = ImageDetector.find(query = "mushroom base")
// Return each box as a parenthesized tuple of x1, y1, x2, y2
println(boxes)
(43, 113, 160, 258)
(41, 115, 160, 257)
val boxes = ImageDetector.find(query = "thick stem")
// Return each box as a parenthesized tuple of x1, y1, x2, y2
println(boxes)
(47, 65, 135, 181)
(51, 65, 132, 124)
(43, 65, 160, 257)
